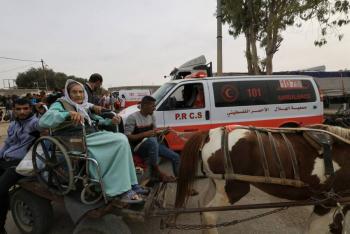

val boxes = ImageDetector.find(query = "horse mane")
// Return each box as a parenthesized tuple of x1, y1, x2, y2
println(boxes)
(175, 130, 209, 208)
(309, 124, 350, 141)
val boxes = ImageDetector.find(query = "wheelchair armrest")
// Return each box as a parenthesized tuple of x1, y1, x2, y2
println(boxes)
(99, 110, 116, 119)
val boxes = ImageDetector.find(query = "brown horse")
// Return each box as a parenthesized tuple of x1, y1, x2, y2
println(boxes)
(175, 125, 350, 234)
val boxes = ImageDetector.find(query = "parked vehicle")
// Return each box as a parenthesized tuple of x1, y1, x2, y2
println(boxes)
(112, 89, 151, 108)
(120, 75, 323, 151)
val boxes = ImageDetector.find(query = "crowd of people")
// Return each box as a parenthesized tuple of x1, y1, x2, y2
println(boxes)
(0, 73, 179, 234)
(0, 76, 127, 124)
(0, 90, 61, 122)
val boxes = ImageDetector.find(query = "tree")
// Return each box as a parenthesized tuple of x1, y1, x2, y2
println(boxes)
(16, 67, 86, 90)
(221, 0, 350, 74)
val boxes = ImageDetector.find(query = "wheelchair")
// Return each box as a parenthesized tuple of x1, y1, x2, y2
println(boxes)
(31, 119, 114, 205)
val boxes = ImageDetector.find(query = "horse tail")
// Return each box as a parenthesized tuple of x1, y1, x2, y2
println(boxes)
(175, 130, 209, 208)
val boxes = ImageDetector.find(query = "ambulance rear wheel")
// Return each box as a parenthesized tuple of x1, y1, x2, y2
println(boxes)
(280, 123, 299, 128)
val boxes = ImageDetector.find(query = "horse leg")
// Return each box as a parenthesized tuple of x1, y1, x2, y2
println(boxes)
(201, 179, 250, 234)
(306, 205, 338, 234)
(329, 205, 350, 234)
(200, 178, 217, 234)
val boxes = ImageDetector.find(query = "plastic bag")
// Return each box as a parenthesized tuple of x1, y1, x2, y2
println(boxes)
(16, 145, 44, 176)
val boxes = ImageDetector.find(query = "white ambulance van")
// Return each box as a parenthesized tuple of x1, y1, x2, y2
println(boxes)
(112, 89, 151, 108)
(120, 75, 323, 151)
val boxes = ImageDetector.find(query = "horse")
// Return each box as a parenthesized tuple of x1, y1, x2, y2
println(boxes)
(175, 124, 350, 234)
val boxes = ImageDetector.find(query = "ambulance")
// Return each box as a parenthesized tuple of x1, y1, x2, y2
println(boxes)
(120, 75, 324, 151)
(112, 89, 151, 108)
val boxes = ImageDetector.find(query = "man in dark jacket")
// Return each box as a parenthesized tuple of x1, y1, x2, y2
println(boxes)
(0, 98, 40, 234)
(83, 73, 125, 132)
(84, 73, 103, 105)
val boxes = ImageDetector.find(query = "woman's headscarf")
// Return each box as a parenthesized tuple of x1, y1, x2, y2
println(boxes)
(59, 79, 92, 125)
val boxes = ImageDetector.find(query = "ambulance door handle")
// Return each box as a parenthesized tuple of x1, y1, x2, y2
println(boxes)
(205, 110, 210, 120)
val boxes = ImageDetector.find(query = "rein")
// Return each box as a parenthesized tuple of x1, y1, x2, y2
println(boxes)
(222, 127, 234, 179)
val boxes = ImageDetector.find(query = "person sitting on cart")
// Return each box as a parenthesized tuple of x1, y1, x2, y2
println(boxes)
(124, 96, 179, 182)
(39, 79, 147, 204)
(0, 98, 41, 234)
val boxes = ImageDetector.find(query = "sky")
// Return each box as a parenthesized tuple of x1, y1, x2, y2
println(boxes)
(0, 0, 349, 89)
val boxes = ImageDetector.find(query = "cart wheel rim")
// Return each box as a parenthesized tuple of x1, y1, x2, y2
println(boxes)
(14, 200, 34, 232)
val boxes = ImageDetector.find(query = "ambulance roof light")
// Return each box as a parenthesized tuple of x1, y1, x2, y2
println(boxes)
(191, 71, 207, 78)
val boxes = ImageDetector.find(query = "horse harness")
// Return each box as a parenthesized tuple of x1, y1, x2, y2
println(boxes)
(220, 126, 342, 188)
(303, 131, 334, 176)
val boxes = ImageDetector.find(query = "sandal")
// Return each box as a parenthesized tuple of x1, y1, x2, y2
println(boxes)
(132, 184, 150, 195)
(119, 190, 144, 204)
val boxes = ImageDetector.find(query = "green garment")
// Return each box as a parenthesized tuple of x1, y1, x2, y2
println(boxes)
(39, 102, 138, 197)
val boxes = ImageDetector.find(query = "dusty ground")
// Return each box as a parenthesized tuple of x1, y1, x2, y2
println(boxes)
(0, 122, 9, 144)
(1, 121, 349, 234)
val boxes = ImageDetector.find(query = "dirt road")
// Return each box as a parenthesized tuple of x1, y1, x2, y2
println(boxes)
(5, 181, 314, 234)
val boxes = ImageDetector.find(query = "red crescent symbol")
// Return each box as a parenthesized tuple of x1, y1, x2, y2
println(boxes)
(221, 85, 238, 102)
(224, 88, 233, 99)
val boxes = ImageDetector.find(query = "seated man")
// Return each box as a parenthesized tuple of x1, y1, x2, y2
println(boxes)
(0, 98, 41, 234)
(183, 84, 205, 108)
(124, 96, 180, 182)
(192, 85, 205, 108)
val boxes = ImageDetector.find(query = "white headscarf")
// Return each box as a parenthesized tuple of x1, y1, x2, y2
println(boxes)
(59, 79, 93, 125)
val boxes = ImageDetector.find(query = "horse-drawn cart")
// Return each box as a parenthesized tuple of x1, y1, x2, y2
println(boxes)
(11, 175, 350, 234)
(10, 179, 168, 234)
(10, 124, 350, 234)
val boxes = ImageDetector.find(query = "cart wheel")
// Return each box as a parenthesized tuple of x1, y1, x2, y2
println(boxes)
(10, 189, 53, 234)
(73, 214, 131, 234)
(32, 136, 74, 195)
(80, 182, 103, 205)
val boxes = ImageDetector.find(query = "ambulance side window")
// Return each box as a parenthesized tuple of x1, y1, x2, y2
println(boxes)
(212, 80, 316, 107)
(268, 80, 316, 103)
(158, 83, 205, 110)
(213, 81, 269, 107)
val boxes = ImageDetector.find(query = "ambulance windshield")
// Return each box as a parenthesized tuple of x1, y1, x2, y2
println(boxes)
(152, 83, 176, 105)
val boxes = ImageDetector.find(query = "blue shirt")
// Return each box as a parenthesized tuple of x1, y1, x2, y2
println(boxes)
(0, 114, 40, 161)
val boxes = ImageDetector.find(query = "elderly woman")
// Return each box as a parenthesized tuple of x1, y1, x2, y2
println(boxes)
(39, 79, 145, 203)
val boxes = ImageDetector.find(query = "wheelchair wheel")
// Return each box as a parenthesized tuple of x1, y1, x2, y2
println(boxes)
(32, 136, 74, 195)
(80, 182, 103, 205)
